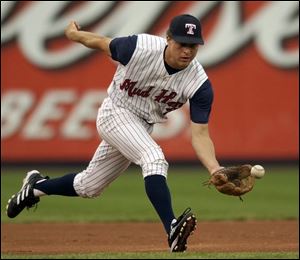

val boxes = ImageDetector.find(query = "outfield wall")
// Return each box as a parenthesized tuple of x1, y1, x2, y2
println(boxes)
(1, 1, 299, 163)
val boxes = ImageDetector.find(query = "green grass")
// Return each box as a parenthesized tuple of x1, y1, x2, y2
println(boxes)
(1, 165, 298, 223)
(1, 165, 298, 259)
(1, 252, 299, 259)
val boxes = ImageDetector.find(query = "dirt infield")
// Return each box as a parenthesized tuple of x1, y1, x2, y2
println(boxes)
(1, 220, 298, 254)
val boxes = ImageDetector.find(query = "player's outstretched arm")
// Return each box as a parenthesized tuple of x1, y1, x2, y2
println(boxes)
(190, 122, 223, 175)
(65, 21, 112, 56)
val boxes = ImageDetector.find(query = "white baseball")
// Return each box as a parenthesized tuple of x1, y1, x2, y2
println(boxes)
(251, 165, 265, 179)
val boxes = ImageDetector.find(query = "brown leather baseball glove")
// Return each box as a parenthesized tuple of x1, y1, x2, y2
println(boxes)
(203, 164, 255, 200)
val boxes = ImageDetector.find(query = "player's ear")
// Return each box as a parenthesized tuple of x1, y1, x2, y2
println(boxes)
(166, 29, 172, 43)
(166, 35, 171, 43)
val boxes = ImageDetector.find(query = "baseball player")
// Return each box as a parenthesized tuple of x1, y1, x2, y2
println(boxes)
(6, 14, 223, 252)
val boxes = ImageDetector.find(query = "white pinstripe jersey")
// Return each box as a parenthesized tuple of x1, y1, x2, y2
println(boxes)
(107, 34, 208, 124)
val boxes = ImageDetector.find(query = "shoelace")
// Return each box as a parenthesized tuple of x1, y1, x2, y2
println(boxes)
(175, 207, 192, 225)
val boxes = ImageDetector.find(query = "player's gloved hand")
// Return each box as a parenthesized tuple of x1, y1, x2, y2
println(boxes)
(203, 164, 255, 200)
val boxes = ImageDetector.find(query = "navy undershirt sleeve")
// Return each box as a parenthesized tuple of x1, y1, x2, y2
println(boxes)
(109, 35, 138, 66)
(189, 79, 214, 123)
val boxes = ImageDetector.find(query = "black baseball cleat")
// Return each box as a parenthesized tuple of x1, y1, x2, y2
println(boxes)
(168, 207, 197, 252)
(6, 170, 49, 218)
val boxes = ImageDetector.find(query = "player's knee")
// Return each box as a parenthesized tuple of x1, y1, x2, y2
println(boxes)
(140, 147, 169, 178)
(73, 171, 104, 198)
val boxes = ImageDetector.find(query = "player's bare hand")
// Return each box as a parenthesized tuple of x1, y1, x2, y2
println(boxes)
(65, 21, 80, 41)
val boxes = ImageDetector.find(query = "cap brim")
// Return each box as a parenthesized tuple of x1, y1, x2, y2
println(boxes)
(173, 36, 204, 45)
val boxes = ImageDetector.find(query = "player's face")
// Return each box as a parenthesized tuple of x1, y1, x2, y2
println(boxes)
(165, 38, 199, 69)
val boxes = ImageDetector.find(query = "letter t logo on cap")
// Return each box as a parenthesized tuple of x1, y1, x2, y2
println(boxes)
(185, 23, 196, 35)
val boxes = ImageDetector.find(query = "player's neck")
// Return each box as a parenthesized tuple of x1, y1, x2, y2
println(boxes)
(164, 46, 189, 70)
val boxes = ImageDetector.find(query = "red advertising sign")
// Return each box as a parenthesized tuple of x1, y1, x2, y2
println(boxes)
(1, 1, 299, 162)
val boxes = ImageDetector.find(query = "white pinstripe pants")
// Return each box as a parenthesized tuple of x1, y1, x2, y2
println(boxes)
(73, 98, 169, 198)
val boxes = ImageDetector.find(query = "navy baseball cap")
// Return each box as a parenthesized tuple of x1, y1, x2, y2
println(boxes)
(169, 14, 204, 45)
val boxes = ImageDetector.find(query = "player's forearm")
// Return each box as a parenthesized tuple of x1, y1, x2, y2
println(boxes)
(65, 21, 111, 54)
(191, 122, 222, 175)
(192, 135, 221, 174)
(67, 31, 107, 49)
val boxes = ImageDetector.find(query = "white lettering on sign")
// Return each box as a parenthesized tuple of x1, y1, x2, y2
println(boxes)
(1, 89, 188, 140)
(1, 90, 34, 139)
(1, 1, 298, 68)
(62, 91, 106, 139)
(23, 90, 76, 139)
(185, 1, 299, 68)
(1, 1, 170, 68)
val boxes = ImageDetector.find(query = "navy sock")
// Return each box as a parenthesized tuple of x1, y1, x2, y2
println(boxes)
(34, 173, 78, 196)
(144, 175, 175, 234)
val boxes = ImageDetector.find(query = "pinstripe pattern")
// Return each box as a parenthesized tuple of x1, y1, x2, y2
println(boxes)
(74, 34, 206, 198)
(74, 140, 131, 198)
(73, 97, 168, 198)
(108, 34, 208, 124)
